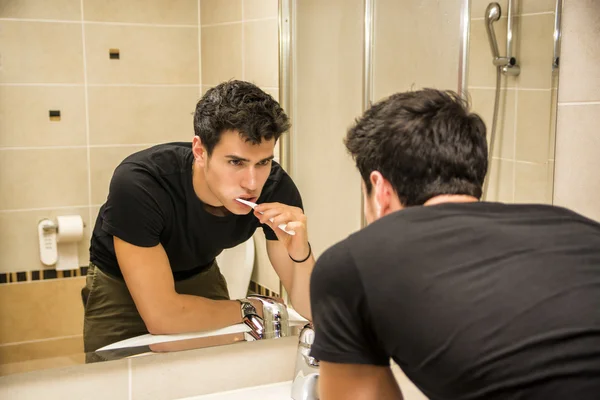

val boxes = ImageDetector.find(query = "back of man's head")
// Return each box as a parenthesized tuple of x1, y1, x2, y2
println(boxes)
(345, 88, 488, 206)
(194, 80, 290, 155)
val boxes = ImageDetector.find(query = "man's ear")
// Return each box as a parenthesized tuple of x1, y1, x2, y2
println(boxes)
(369, 171, 395, 217)
(192, 136, 208, 167)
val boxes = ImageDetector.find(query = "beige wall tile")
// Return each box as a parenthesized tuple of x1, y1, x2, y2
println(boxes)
(469, 88, 516, 159)
(201, 84, 213, 97)
(0, 0, 81, 20)
(295, 0, 363, 258)
(0, 149, 88, 210)
(88, 86, 198, 145)
(243, 0, 278, 20)
(514, 162, 549, 204)
(515, 90, 552, 163)
(0, 353, 84, 377)
(0, 207, 92, 274)
(0, 86, 86, 148)
(373, 0, 462, 99)
(468, 16, 515, 88)
(519, 0, 557, 15)
(0, 277, 86, 343)
(84, 24, 199, 84)
(471, 0, 508, 19)
(131, 336, 296, 399)
(0, 21, 84, 84)
(250, 230, 279, 293)
(549, 88, 558, 160)
(244, 19, 278, 88)
(514, 14, 555, 89)
(89, 145, 149, 205)
(201, 0, 242, 25)
(484, 158, 514, 202)
(0, 358, 129, 399)
(554, 104, 600, 221)
(201, 24, 243, 85)
(83, 0, 198, 25)
(0, 336, 83, 364)
(263, 86, 279, 103)
(557, 0, 600, 103)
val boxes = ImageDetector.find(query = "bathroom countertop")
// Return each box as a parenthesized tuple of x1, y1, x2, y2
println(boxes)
(179, 381, 292, 400)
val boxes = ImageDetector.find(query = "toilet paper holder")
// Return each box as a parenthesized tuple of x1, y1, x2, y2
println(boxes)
(42, 220, 86, 233)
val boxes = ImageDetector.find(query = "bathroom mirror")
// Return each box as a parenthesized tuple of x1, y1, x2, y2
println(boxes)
(0, 0, 562, 377)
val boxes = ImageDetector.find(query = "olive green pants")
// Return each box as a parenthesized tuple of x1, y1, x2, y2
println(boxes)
(82, 261, 230, 358)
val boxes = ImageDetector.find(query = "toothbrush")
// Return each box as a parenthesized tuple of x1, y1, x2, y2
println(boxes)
(235, 198, 296, 236)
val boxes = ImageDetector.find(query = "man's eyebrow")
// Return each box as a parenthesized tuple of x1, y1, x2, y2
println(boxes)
(225, 155, 250, 162)
(224, 155, 274, 163)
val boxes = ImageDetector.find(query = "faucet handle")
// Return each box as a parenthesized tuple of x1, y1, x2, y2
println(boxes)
(298, 323, 315, 346)
(246, 295, 290, 339)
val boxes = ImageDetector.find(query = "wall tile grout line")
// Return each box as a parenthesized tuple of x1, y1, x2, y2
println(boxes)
(558, 101, 600, 106)
(512, 82, 519, 202)
(79, 0, 93, 231)
(198, 0, 203, 98)
(0, 205, 93, 213)
(201, 16, 277, 28)
(241, 0, 246, 81)
(0, 334, 83, 347)
(0, 143, 163, 151)
(128, 358, 133, 400)
(0, 83, 201, 87)
(0, 17, 197, 28)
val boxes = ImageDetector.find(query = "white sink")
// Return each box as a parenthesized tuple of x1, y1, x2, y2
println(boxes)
(179, 381, 292, 400)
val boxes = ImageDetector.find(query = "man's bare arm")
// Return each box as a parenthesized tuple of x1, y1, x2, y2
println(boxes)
(319, 362, 404, 400)
(114, 237, 246, 334)
(266, 239, 314, 320)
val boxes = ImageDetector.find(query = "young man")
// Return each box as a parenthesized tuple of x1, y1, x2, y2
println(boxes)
(310, 89, 600, 399)
(83, 81, 314, 353)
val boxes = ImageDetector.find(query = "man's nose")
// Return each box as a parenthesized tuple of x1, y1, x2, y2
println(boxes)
(241, 167, 258, 191)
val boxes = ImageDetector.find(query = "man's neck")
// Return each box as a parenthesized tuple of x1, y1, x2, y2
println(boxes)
(423, 194, 479, 206)
(191, 162, 228, 214)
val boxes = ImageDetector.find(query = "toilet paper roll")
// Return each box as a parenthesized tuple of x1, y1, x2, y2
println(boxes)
(55, 215, 84, 271)
(56, 215, 84, 243)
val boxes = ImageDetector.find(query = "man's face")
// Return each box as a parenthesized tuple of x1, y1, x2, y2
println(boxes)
(203, 130, 276, 215)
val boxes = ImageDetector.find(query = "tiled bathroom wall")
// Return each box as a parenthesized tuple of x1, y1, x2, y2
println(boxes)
(0, 0, 201, 375)
(554, 0, 600, 221)
(292, 0, 364, 259)
(372, 0, 463, 98)
(199, 0, 282, 294)
(0, 0, 282, 375)
(469, 0, 557, 204)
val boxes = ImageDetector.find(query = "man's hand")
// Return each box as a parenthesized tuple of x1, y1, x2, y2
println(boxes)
(253, 202, 310, 262)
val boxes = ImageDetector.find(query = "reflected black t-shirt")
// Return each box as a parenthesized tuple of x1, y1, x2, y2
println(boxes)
(90, 142, 302, 281)
(310, 202, 600, 399)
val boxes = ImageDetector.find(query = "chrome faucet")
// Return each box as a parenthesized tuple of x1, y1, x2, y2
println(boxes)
(246, 295, 290, 340)
(291, 323, 320, 400)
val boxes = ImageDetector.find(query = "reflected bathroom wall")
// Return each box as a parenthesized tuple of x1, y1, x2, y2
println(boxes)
(0, 0, 200, 376)
(469, 0, 558, 204)
(292, 0, 364, 258)
(372, 0, 463, 100)
(0, 0, 282, 376)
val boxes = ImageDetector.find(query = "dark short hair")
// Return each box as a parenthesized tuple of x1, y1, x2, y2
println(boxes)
(345, 88, 488, 206)
(194, 80, 290, 155)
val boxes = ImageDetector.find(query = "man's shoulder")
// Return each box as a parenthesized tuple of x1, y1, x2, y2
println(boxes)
(116, 142, 192, 177)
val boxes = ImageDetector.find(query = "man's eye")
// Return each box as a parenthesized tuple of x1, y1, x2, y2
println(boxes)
(229, 160, 243, 166)
(258, 159, 272, 166)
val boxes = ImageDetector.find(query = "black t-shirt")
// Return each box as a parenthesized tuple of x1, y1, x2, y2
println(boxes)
(310, 202, 600, 399)
(90, 142, 302, 280)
